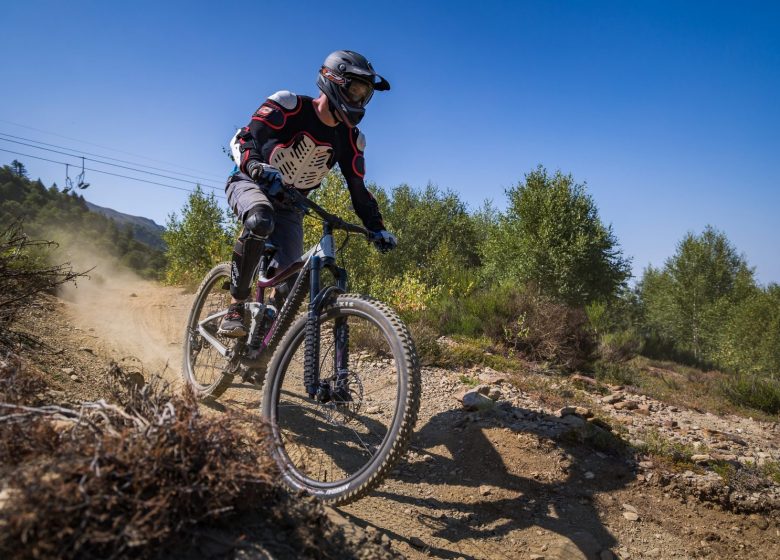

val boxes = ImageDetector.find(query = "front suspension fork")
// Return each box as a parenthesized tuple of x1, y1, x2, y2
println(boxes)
(303, 256, 348, 399)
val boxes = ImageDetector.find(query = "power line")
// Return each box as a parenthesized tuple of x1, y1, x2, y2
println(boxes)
(0, 118, 227, 180)
(0, 147, 226, 199)
(0, 131, 227, 184)
(0, 136, 224, 189)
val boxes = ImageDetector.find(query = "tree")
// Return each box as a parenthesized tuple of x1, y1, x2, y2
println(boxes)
(716, 284, 780, 378)
(639, 226, 755, 362)
(10, 160, 28, 178)
(163, 186, 235, 286)
(483, 166, 630, 306)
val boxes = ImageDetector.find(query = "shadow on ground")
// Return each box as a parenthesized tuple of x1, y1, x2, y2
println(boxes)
(340, 404, 633, 559)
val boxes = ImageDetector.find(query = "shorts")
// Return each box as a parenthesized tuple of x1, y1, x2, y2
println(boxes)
(226, 171, 304, 270)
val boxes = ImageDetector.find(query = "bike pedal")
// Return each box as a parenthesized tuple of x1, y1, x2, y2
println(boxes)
(217, 326, 248, 338)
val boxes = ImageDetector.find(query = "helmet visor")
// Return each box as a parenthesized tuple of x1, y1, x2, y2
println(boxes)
(342, 77, 374, 107)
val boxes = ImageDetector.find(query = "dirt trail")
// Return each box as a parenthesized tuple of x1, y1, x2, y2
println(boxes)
(60, 265, 191, 384)
(57, 269, 780, 560)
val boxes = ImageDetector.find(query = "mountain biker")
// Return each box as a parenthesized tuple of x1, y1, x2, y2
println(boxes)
(219, 50, 397, 337)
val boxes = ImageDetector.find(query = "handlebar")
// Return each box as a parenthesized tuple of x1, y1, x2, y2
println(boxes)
(282, 183, 371, 237)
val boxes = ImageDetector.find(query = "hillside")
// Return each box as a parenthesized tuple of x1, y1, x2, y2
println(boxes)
(0, 165, 166, 278)
(85, 200, 166, 250)
(4, 263, 777, 559)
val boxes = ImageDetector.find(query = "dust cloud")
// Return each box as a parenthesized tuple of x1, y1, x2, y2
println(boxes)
(51, 232, 192, 383)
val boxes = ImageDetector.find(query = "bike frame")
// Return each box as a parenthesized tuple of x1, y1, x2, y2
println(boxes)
(196, 188, 366, 399)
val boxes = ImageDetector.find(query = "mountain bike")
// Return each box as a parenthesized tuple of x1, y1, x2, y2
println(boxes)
(181, 182, 421, 505)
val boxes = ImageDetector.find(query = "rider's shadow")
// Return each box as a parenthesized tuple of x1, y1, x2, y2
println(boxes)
(340, 405, 633, 560)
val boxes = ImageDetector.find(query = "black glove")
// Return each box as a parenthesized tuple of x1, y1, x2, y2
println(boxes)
(246, 160, 267, 182)
(247, 161, 284, 197)
(370, 230, 397, 253)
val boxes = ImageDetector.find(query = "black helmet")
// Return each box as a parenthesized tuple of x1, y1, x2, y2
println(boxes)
(317, 50, 390, 127)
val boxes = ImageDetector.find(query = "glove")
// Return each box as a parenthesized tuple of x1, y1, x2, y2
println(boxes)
(246, 161, 284, 197)
(370, 230, 397, 253)
(246, 161, 281, 183)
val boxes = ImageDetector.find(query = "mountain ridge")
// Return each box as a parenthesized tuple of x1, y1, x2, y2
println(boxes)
(85, 201, 166, 250)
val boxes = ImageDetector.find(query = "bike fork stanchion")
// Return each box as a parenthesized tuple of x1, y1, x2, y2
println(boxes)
(334, 316, 350, 393)
(304, 256, 321, 399)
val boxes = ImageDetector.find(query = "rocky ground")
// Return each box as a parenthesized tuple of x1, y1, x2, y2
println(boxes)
(6, 272, 780, 559)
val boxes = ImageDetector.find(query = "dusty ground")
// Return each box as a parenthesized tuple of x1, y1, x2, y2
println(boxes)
(12, 264, 780, 560)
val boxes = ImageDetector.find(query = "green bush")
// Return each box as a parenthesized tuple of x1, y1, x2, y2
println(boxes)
(163, 186, 235, 287)
(720, 373, 780, 415)
(482, 166, 630, 306)
(593, 360, 640, 386)
(715, 286, 780, 378)
(598, 329, 642, 362)
(638, 226, 755, 365)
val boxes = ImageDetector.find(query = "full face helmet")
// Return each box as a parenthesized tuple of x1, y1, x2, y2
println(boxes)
(317, 50, 390, 127)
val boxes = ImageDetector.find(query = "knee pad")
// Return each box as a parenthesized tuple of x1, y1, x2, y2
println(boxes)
(244, 205, 275, 238)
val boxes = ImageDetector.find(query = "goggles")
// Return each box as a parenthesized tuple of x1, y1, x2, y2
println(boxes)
(342, 77, 374, 107)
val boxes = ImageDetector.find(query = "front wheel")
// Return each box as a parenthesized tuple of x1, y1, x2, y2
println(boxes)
(262, 294, 421, 505)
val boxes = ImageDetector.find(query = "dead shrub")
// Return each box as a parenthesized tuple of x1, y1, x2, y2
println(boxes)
(0, 363, 278, 559)
(497, 291, 595, 370)
(0, 220, 86, 349)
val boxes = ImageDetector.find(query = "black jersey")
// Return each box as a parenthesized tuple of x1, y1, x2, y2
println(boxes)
(234, 91, 384, 231)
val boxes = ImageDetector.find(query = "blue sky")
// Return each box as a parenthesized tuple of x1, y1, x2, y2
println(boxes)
(1, 1, 778, 284)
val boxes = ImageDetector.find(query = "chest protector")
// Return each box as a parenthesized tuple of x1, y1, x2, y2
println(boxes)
(270, 133, 333, 190)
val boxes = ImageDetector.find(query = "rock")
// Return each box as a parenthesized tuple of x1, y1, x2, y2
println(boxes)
(638, 461, 654, 469)
(366, 405, 381, 414)
(479, 485, 492, 496)
(79, 347, 94, 354)
(487, 387, 502, 401)
(711, 453, 737, 462)
(409, 536, 426, 549)
(476, 384, 491, 396)
(571, 374, 598, 387)
(69, 374, 79, 382)
(614, 400, 638, 411)
(622, 503, 638, 513)
(584, 471, 595, 480)
(662, 419, 679, 428)
(691, 454, 711, 464)
(623, 511, 640, 521)
(478, 372, 507, 384)
(636, 405, 652, 416)
(558, 406, 593, 418)
(461, 391, 495, 411)
(130, 292, 138, 297)
(574, 406, 593, 418)
(646, 548, 661, 557)
(61, 367, 74, 375)
(602, 394, 623, 405)
(529, 555, 545, 560)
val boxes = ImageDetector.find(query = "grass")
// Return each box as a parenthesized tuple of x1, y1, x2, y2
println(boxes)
(591, 356, 780, 422)
(719, 373, 780, 415)
(459, 374, 479, 387)
(761, 460, 780, 485)
(632, 428, 699, 469)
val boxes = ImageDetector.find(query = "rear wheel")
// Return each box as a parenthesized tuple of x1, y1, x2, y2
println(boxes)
(262, 294, 420, 505)
(182, 263, 237, 399)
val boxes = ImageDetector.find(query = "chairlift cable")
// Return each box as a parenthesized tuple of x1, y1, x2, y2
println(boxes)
(0, 147, 226, 199)
(0, 131, 226, 183)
